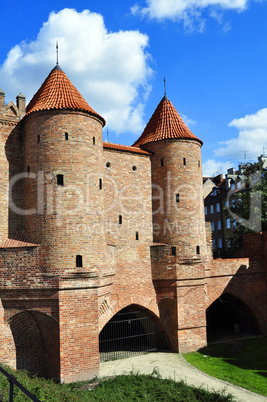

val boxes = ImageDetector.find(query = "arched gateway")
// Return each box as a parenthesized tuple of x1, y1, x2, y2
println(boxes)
(99, 304, 167, 361)
(206, 293, 260, 343)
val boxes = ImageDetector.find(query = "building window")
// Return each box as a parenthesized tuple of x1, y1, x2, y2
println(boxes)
(161, 158, 164, 167)
(37, 135, 40, 143)
(216, 203, 220, 212)
(99, 178, 102, 189)
(226, 218, 231, 229)
(227, 240, 231, 248)
(212, 239, 216, 249)
(218, 238, 222, 249)
(217, 220, 221, 230)
(171, 246, 176, 256)
(231, 182, 235, 190)
(183, 158, 186, 166)
(213, 189, 217, 196)
(106, 162, 111, 168)
(204, 206, 207, 215)
(27, 166, 30, 176)
(198, 160, 200, 167)
(65, 132, 68, 141)
(225, 201, 229, 207)
(136, 232, 139, 240)
(76, 255, 83, 267)
(119, 215, 122, 225)
(211, 222, 215, 231)
(132, 166, 137, 171)
(93, 137, 96, 145)
(175, 194, 180, 203)
(237, 181, 242, 189)
(210, 205, 214, 214)
(57, 174, 64, 186)
(196, 245, 200, 255)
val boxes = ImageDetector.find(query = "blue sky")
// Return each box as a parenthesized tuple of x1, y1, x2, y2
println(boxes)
(1, 0, 267, 176)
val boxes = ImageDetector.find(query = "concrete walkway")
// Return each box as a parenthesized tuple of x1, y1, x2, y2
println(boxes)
(100, 352, 266, 402)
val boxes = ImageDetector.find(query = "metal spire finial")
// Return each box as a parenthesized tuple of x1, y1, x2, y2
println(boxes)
(56, 41, 59, 65)
(164, 76, 166, 97)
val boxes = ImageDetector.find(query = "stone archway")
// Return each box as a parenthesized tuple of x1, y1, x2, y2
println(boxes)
(9, 310, 60, 379)
(99, 304, 166, 361)
(206, 293, 260, 343)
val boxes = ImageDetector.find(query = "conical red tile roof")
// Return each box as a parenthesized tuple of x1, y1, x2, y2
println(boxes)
(133, 96, 202, 147)
(26, 65, 105, 126)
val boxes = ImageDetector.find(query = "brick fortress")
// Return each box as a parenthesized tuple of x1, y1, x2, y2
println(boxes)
(0, 65, 266, 382)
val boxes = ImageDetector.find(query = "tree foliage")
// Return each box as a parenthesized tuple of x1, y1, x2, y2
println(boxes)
(225, 160, 267, 249)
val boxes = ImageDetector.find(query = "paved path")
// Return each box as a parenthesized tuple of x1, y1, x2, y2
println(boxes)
(100, 352, 266, 402)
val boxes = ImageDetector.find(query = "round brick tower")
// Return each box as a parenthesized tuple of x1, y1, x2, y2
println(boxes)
(134, 95, 207, 262)
(23, 65, 106, 276)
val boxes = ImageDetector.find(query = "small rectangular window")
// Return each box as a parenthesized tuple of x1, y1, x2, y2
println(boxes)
(136, 232, 139, 240)
(183, 158, 186, 166)
(57, 174, 64, 186)
(161, 158, 164, 167)
(37, 135, 40, 143)
(211, 222, 215, 231)
(119, 215, 122, 225)
(76, 255, 83, 267)
(93, 137, 96, 145)
(196, 246, 200, 255)
(99, 178, 102, 190)
(218, 220, 221, 230)
(226, 218, 231, 229)
(204, 206, 207, 215)
(175, 194, 179, 203)
(218, 238, 222, 249)
(210, 205, 214, 214)
(171, 247, 176, 256)
(216, 203, 220, 212)
(65, 132, 68, 141)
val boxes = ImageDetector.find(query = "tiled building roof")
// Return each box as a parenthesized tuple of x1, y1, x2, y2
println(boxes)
(103, 142, 151, 155)
(133, 95, 202, 147)
(0, 230, 39, 248)
(26, 65, 105, 126)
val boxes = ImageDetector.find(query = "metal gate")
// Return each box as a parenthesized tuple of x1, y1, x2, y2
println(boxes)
(99, 307, 162, 362)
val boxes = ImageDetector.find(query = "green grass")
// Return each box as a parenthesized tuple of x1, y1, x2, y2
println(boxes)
(0, 364, 234, 402)
(183, 336, 267, 397)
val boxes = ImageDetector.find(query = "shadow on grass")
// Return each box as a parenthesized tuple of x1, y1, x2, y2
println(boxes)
(197, 336, 267, 373)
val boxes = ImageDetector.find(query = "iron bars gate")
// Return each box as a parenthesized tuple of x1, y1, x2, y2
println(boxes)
(99, 307, 163, 362)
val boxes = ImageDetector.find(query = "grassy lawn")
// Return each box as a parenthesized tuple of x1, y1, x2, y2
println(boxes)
(183, 336, 267, 397)
(0, 365, 234, 402)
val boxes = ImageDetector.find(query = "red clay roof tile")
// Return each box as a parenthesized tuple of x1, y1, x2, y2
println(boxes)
(0, 230, 39, 248)
(103, 142, 151, 155)
(26, 65, 105, 126)
(133, 96, 202, 147)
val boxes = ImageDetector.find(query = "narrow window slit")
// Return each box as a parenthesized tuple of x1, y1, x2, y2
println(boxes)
(76, 255, 83, 267)
(119, 215, 122, 225)
(171, 247, 176, 256)
(57, 174, 64, 186)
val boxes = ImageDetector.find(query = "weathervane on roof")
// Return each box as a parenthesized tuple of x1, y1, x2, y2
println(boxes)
(164, 76, 167, 97)
(56, 41, 59, 65)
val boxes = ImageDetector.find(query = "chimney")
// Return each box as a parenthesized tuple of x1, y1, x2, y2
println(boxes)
(16, 93, 26, 114)
(0, 88, 5, 109)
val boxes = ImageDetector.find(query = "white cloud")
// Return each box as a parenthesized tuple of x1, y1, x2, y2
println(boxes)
(214, 108, 267, 161)
(131, 0, 251, 29)
(0, 8, 153, 135)
(202, 158, 231, 177)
